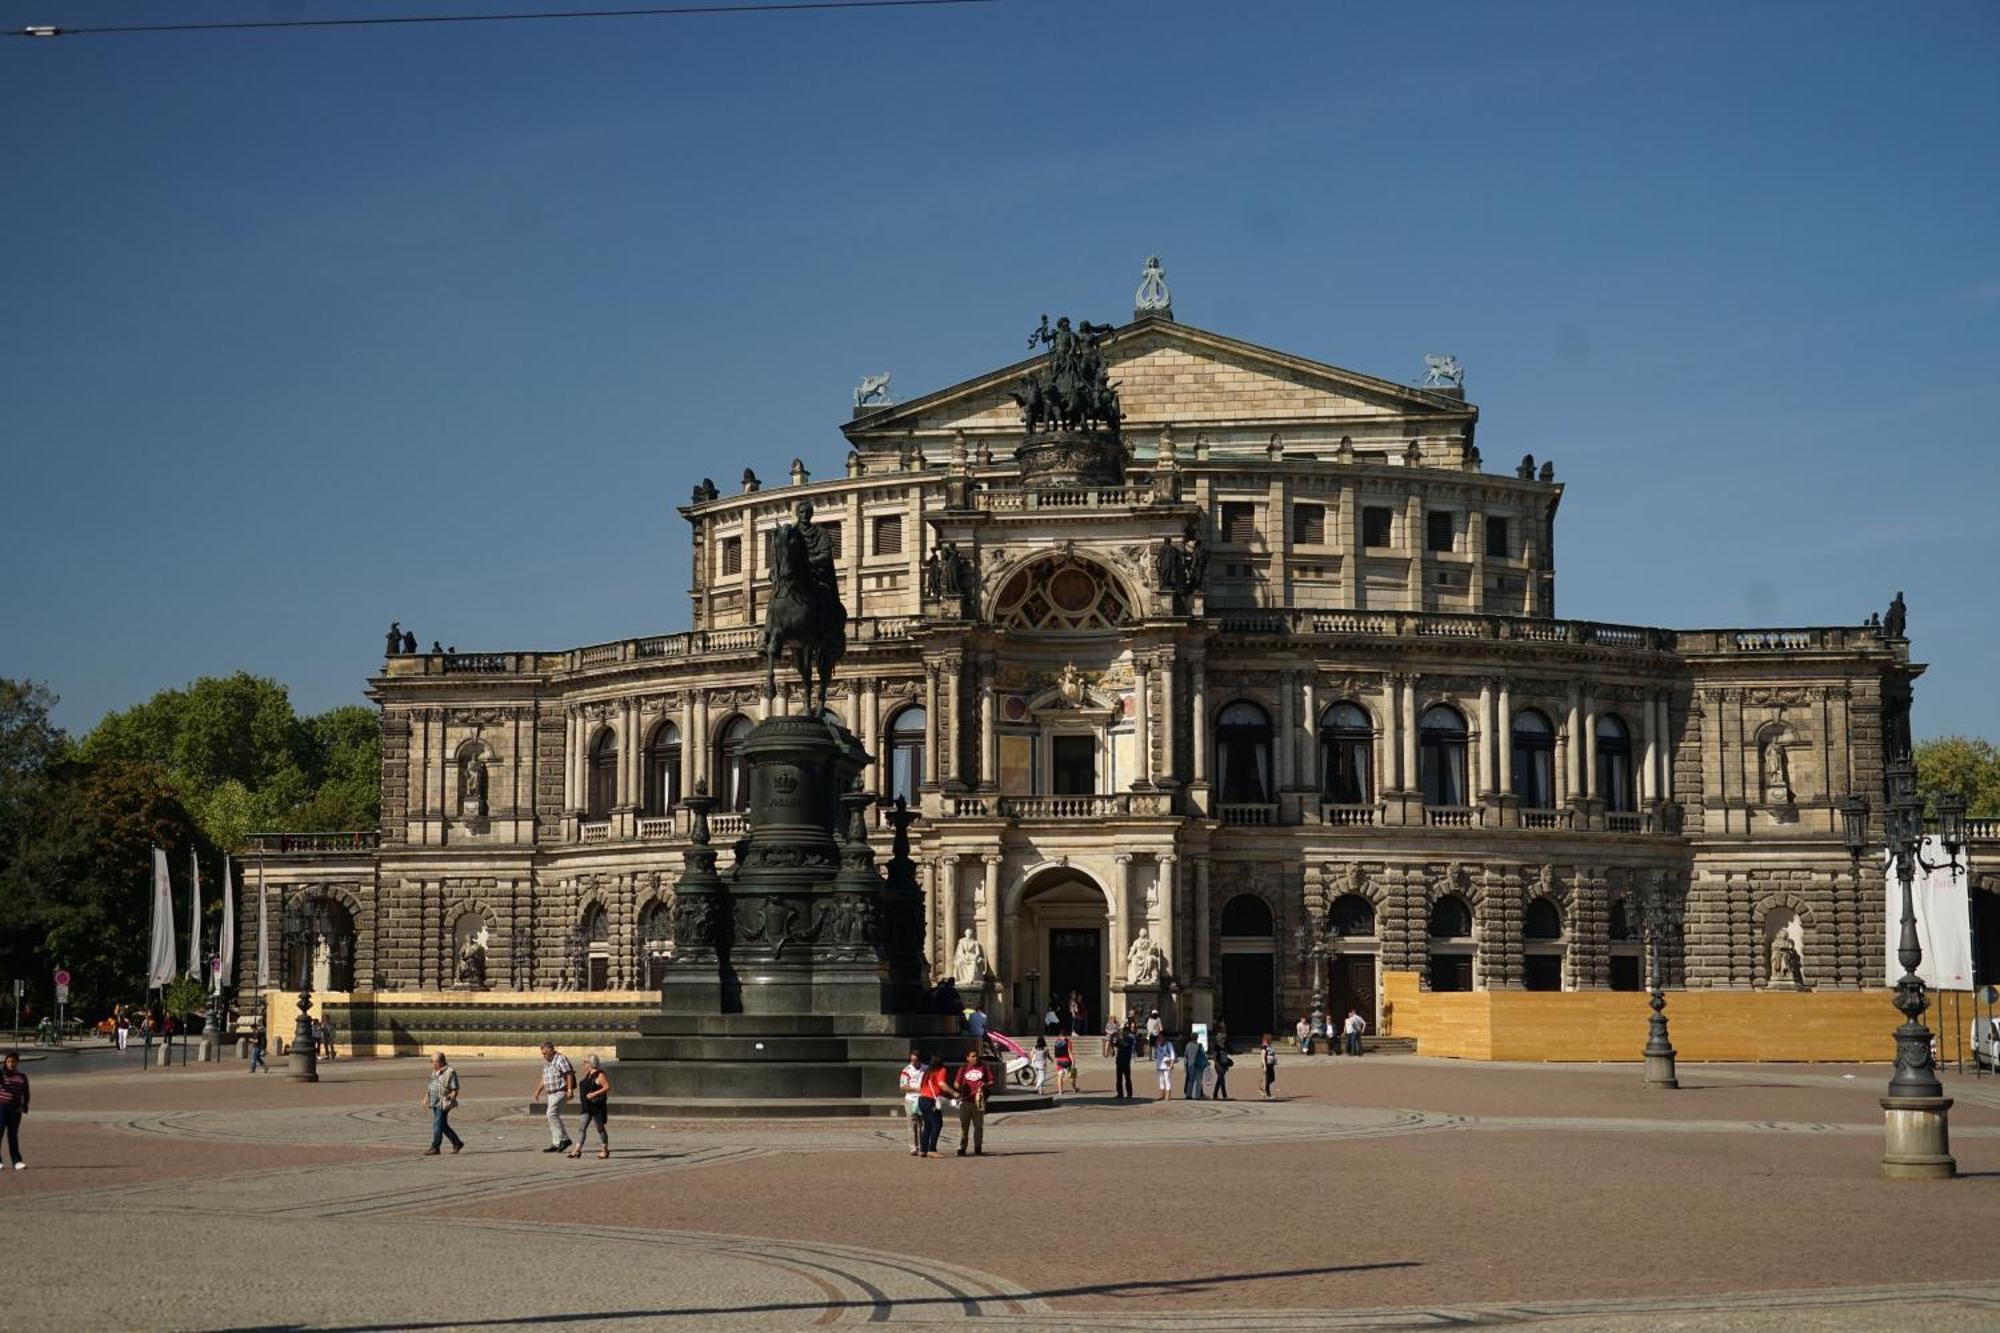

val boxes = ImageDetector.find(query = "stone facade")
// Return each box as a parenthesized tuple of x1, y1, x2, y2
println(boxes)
(240, 313, 1989, 1044)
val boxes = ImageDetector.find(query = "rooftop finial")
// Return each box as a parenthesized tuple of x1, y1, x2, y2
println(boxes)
(1420, 353, 1465, 390)
(1135, 255, 1173, 320)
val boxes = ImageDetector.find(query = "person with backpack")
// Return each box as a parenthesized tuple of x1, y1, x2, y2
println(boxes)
(1212, 1041, 1234, 1100)
(1261, 1033, 1278, 1099)
(1113, 1020, 1136, 1099)
(1184, 1036, 1209, 1100)
(1052, 1031, 1078, 1097)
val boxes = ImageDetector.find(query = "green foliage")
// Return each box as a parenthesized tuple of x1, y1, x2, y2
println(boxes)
(82, 674, 380, 850)
(1914, 736, 2000, 819)
(162, 975, 210, 1022)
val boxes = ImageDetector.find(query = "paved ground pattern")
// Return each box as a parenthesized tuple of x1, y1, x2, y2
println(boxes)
(2, 1049, 1998, 1329)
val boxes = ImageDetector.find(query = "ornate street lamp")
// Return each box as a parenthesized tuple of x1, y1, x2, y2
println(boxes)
(1639, 872, 1679, 1090)
(1849, 761, 1967, 1178)
(279, 893, 325, 1083)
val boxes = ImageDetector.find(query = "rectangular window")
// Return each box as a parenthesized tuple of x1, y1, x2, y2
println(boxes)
(720, 536, 743, 576)
(1362, 506, 1393, 548)
(1051, 735, 1095, 795)
(871, 514, 902, 556)
(1524, 954, 1563, 992)
(1426, 510, 1455, 553)
(1609, 954, 1642, 992)
(1485, 516, 1509, 558)
(1220, 502, 1257, 545)
(1292, 503, 1325, 546)
(821, 521, 842, 560)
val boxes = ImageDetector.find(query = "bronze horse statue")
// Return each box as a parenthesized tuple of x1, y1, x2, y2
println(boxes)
(763, 518, 846, 714)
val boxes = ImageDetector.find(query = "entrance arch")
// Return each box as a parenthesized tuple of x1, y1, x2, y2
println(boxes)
(1013, 868, 1110, 1038)
(1219, 893, 1277, 1043)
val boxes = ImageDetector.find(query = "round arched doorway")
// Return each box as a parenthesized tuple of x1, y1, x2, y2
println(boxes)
(1014, 869, 1109, 1038)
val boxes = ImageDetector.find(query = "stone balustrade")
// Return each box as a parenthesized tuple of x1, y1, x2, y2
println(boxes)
(579, 820, 611, 843)
(1211, 610, 1892, 658)
(244, 831, 379, 853)
(1320, 802, 1381, 827)
(1218, 802, 1278, 826)
(1425, 805, 1483, 828)
(975, 484, 1157, 513)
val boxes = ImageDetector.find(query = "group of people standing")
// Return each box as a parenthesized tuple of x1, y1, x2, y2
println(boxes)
(900, 1046, 993, 1157)
(1295, 1010, 1369, 1056)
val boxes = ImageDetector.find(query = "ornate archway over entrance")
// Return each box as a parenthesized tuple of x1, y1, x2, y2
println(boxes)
(1012, 868, 1110, 1037)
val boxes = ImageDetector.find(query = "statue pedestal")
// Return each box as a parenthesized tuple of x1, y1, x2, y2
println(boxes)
(1015, 430, 1126, 489)
(1881, 1095, 1955, 1179)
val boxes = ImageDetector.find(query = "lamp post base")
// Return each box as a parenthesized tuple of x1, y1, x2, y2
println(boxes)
(1643, 1050, 1679, 1089)
(1881, 1095, 1954, 1179)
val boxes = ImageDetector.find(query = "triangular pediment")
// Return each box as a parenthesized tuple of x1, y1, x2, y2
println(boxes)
(844, 316, 1473, 448)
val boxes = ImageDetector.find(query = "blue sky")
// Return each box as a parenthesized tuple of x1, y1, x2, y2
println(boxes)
(3, 0, 1996, 740)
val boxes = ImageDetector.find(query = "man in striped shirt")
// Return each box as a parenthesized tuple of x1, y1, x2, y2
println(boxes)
(531, 1041, 576, 1153)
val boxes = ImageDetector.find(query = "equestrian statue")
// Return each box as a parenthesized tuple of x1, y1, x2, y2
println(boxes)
(763, 499, 847, 713)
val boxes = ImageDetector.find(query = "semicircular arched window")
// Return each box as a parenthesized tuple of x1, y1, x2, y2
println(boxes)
(1318, 701, 1374, 805)
(1596, 713, 1635, 813)
(1419, 704, 1469, 808)
(1511, 708, 1555, 810)
(993, 555, 1130, 631)
(1220, 894, 1275, 937)
(1215, 701, 1274, 804)
(643, 721, 681, 816)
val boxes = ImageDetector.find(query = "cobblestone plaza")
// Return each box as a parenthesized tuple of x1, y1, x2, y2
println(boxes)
(5, 1050, 1998, 1330)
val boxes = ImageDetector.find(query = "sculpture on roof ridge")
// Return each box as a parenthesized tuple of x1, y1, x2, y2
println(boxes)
(853, 372, 893, 409)
(1135, 255, 1172, 317)
(1420, 353, 1464, 389)
(1013, 314, 1123, 434)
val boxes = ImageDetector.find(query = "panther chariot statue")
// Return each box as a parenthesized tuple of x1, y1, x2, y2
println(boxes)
(1008, 314, 1128, 487)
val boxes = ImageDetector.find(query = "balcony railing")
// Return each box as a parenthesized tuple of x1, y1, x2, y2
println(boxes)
(244, 831, 379, 854)
(710, 812, 748, 839)
(579, 821, 611, 843)
(1966, 817, 1999, 841)
(1520, 808, 1572, 831)
(1425, 805, 1483, 828)
(945, 792, 1176, 819)
(976, 484, 1156, 513)
(1218, 802, 1278, 826)
(1605, 811, 1647, 833)
(1211, 610, 1890, 658)
(636, 816, 677, 841)
(1320, 803, 1381, 827)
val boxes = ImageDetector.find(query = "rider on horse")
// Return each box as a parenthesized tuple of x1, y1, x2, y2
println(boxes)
(763, 500, 848, 713)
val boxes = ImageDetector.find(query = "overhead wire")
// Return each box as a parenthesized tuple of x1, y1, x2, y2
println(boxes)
(7, 0, 1001, 40)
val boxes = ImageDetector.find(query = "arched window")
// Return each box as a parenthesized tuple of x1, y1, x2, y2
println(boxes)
(1215, 701, 1274, 804)
(1428, 895, 1473, 939)
(1419, 705, 1469, 808)
(1608, 897, 1641, 991)
(582, 904, 611, 992)
(585, 729, 618, 818)
(642, 721, 681, 816)
(1427, 893, 1475, 993)
(1330, 893, 1376, 938)
(992, 555, 1131, 631)
(639, 900, 673, 988)
(716, 715, 753, 812)
(887, 706, 926, 805)
(1318, 702, 1374, 805)
(1596, 714, 1634, 813)
(1220, 894, 1275, 937)
(1511, 709, 1556, 810)
(1523, 896, 1565, 991)
(1609, 898, 1637, 941)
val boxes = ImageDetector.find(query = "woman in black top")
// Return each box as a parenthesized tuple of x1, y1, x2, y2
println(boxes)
(572, 1054, 612, 1159)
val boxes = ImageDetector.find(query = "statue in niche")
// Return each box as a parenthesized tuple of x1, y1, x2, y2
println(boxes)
(951, 929, 988, 987)
(461, 754, 488, 818)
(1126, 930, 1164, 987)
(1768, 926, 1805, 989)
(1762, 735, 1795, 806)
(455, 934, 488, 988)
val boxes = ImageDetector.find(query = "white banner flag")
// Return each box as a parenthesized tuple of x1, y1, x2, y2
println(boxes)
(255, 858, 270, 989)
(147, 847, 178, 987)
(187, 847, 203, 979)
(217, 855, 236, 991)
(1884, 839, 1974, 990)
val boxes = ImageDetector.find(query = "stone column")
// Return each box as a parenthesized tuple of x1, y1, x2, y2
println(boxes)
(944, 654, 965, 789)
(1133, 652, 1153, 786)
(1112, 854, 1133, 987)
(1497, 681, 1514, 796)
(925, 856, 943, 973)
(980, 854, 1003, 996)
(1641, 691, 1659, 804)
(1159, 652, 1179, 785)
(692, 693, 710, 793)
(862, 679, 881, 793)
(1657, 694, 1675, 803)
(1401, 676, 1419, 793)
(979, 659, 997, 790)
(922, 666, 939, 789)
(939, 854, 960, 968)
(1565, 683, 1583, 804)
(1583, 691, 1599, 800)
(1277, 669, 1296, 795)
(1194, 856, 1212, 984)
(1475, 679, 1494, 797)
(1158, 853, 1179, 981)
(1299, 673, 1317, 790)
(679, 694, 696, 805)
(1190, 654, 1209, 786)
(563, 707, 579, 813)
(1379, 675, 1400, 790)
(620, 699, 638, 810)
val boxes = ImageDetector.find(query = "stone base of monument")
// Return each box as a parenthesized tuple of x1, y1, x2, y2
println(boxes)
(612, 712, 1056, 1118)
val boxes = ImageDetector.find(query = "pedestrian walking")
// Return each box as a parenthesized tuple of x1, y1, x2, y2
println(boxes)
(247, 1025, 268, 1073)
(572, 1054, 611, 1159)
(1043, 1004, 1060, 1037)
(1052, 1032, 1078, 1096)
(917, 1053, 951, 1156)
(1345, 1008, 1367, 1057)
(1212, 1043, 1233, 1100)
(1184, 1037, 1209, 1099)
(1113, 1020, 1136, 1099)
(1069, 993, 1087, 1041)
(1323, 1014, 1339, 1055)
(952, 1046, 991, 1155)
(310, 1018, 325, 1059)
(114, 1005, 130, 1052)
(1261, 1033, 1277, 1099)
(1145, 1010, 1163, 1056)
(0, 1051, 28, 1170)
(321, 1013, 338, 1061)
(1030, 1036, 1050, 1094)
(531, 1041, 576, 1153)
(423, 1052, 464, 1155)
(900, 1050, 928, 1155)
(1154, 1033, 1177, 1102)
(1102, 1015, 1118, 1058)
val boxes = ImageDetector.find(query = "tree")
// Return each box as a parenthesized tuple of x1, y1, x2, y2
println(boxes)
(1914, 736, 2000, 819)
(0, 679, 67, 841)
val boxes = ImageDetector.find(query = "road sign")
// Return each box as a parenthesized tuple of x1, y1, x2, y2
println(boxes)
(54, 968, 71, 987)
(11, 980, 21, 999)
(55, 984, 69, 1003)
